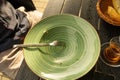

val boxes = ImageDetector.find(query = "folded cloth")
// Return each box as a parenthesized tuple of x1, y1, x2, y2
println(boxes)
(0, 0, 30, 52)
(0, 48, 23, 79)
(0, 0, 42, 79)
(17, 6, 43, 27)
(0, 0, 42, 52)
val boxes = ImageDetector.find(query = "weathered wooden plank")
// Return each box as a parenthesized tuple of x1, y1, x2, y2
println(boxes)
(42, 0, 65, 19)
(80, 0, 120, 43)
(80, 0, 99, 30)
(97, 19, 120, 43)
(61, 0, 82, 16)
(95, 20, 120, 80)
(79, 0, 113, 80)
(15, 60, 40, 80)
(80, 0, 120, 80)
(15, 0, 120, 80)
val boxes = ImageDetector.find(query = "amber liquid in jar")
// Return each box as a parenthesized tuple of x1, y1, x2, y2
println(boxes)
(104, 42, 120, 63)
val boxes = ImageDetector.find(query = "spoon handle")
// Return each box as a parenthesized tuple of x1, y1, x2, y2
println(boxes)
(13, 43, 50, 48)
(13, 41, 64, 48)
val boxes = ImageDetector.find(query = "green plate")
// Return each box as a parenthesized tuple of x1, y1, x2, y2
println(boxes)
(23, 14, 100, 80)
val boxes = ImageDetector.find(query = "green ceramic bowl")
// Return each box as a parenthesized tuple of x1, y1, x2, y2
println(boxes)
(23, 14, 100, 80)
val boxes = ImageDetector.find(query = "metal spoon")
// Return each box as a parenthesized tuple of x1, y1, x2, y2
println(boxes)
(13, 40, 64, 48)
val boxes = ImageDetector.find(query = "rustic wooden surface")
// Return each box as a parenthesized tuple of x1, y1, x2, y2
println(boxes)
(15, 0, 120, 80)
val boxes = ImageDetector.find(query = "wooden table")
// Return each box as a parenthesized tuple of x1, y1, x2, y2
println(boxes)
(15, 0, 120, 80)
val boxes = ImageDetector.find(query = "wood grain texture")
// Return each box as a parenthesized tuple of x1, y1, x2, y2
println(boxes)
(15, 60, 40, 80)
(15, 0, 120, 80)
(42, 0, 65, 19)
(61, 0, 82, 15)
(80, 0, 99, 29)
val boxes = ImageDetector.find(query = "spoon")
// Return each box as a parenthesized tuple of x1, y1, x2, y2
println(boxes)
(13, 40, 64, 48)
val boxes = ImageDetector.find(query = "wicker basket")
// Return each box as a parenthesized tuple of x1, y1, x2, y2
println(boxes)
(96, 0, 120, 26)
